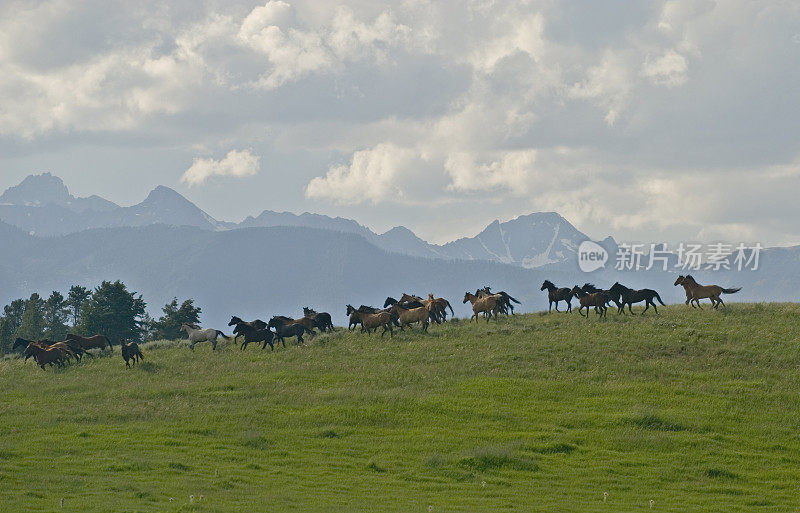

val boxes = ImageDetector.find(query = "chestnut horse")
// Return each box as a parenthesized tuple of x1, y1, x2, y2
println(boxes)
(571, 287, 607, 318)
(674, 275, 741, 309)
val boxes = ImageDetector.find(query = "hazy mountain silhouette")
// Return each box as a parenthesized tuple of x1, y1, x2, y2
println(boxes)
(0, 174, 599, 267)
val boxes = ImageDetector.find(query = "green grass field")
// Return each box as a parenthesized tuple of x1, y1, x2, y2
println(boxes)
(2, 304, 800, 512)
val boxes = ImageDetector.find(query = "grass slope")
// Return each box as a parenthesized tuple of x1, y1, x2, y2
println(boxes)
(2, 304, 800, 512)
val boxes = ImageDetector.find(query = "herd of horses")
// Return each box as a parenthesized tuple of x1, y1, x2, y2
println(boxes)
(13, 275, 741, 370)
(541, 274, 741, 318)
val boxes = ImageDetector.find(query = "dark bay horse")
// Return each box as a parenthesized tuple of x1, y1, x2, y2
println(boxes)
(24, 343, 68, 369)
(608, 282, 665, 315)
(228, 316, 267, 331)
(541, 280, 575, 312)
(303, 307, 334, 332)
(268, 318, 313, 344)
(121, 341, 144, 367)
(66, 333, 112, 352)
(233, 321, 279, 350)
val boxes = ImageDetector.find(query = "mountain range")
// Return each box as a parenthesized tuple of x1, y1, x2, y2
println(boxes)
(0, 173, 794, 327)
(0, 173, 607, 268)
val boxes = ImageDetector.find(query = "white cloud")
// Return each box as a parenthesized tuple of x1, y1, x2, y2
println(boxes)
(237, 2, 411, 90)
(445, 151, 536, 194)
(642, 50, 688, 86)
(181, 149, 260, 185)
(305, 143, 416, 204)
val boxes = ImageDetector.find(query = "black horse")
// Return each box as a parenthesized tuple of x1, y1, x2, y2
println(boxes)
(121, 340, 144, 367)
(267, 318, 312, 345)
(232, 321, 280, 350)
(384, 297, 425, 309)
(540, 280, 576, 312)
(302, 307, 335, 332)
(608, 282, 665, 315)
(229, 315, 268, 329)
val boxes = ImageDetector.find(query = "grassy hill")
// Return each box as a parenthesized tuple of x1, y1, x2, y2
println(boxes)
(2, 304, 800, 512)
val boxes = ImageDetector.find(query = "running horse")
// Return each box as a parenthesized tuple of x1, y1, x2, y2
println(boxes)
(674, 275, 741, 309)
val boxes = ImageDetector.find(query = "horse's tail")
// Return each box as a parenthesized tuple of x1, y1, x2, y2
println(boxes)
(445, 300, 455, 316)
(216, 330, 230, 340)
(721, 287, 742, 294)
(102, 335, 112, 350)
(653, 292, 665, 305)
(505, 293, 521, 304)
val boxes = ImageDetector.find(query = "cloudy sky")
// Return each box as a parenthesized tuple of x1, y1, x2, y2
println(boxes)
(1, 0, 799, 245)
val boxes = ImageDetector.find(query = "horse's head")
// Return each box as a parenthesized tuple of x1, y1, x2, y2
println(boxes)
(570, 286, 583, 296)
(267, 317, 286, 329)
(462, 292, 471, 304)
(180, 323, 190, 333)
(541, 280, 552, 291)
(346, 304, 355, 315)
(428, 293, 435, 301)
(228, 316, 242, 327)
(674, 275, 685, 286)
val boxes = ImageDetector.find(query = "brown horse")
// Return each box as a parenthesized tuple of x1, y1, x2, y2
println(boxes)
(571, 286, 607, 318)
(462, 292, 500, 322)
(674, 275, 741, 309)
(23, 343, 68, 369)
(66, 333, 112, 352)
(349, 310, 394, 337)
(426, 293, 454, 323)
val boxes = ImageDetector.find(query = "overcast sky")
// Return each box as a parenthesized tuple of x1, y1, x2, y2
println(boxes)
(1, 0, 799, 245)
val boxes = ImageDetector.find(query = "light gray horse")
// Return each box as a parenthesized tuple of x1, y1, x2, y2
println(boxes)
(180, 323, 229, 351)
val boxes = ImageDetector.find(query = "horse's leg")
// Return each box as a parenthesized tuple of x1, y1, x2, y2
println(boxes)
(554, 300, 560, 312)
(651, 301, 658, 314)
(642, 302, 649, 315)
(716, 296, 725, 308)
(627, 303, 634, 314)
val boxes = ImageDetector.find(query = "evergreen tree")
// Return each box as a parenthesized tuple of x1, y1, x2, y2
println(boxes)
(148, 298, 202, 341)
(67, 285, 91, 327)
(77, 281, 147, 344)
(16, 293, 45, 341)
(43, 291, 70, 340)
(0, 299, 25, 354)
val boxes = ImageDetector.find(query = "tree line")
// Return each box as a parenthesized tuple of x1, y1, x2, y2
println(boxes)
(0, 280, 201, 354)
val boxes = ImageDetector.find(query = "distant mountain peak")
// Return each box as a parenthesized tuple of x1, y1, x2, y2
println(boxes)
(141, 185, 191, 205)
(0, 172, 71, 206)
